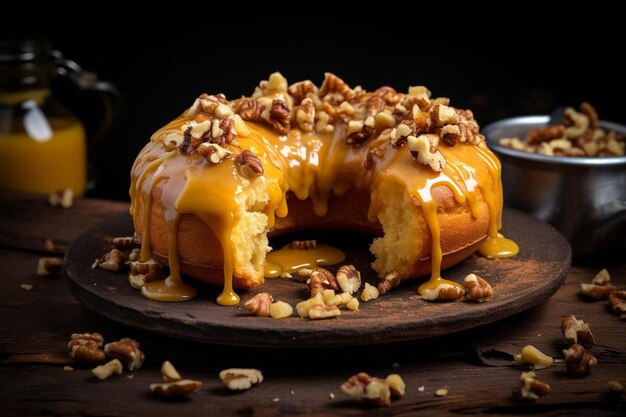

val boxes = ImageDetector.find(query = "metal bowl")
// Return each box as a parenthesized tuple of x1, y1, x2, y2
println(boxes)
(483, 116, 626, 260)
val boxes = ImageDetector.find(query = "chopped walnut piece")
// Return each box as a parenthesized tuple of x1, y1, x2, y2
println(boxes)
(516, 371, 550, 401)
(385, 374, 405, 398)
(292, 239, 317, 250)
(336, 265, 361, 294)
(150, 379, 203, 397)
(293, 98, 315, 132)
(161, 361, 182, 382)
(104, 338, 145, 371)
(48, 188, 74, 208)
(340, 372, 391, 406)
(561, 315, 595, 348)
(42, 238, 56, 252)
(464, 274, 493, 302)
(377, 271, 401, 295)
(430, 104, 459, 127)
(68, 333, 106, 363)
(262, 99, 291, 135)
(308, 267, 339, 297)
(435, 388, 448, 397)
(296, 293, 325, 318)
(288, 80, 318, 105)
(580, 283, 616, 300)
(129, 258, 165, 282)
(233, 98, 264, 121)
(245, 293, 273, 317)
(236, 150, 264, 178)
(608, 291, 626, 319)
(592, 268, 610, 285)
(269, 301, 293, 319)
(564, 107, 589, 138)
(320, 72, 351, 98)
(37, 257, 63, 276)
(407, 135, 446, 172)
(219, 368, 263, 391)
(366, 95, 385, 115)
(516, 345, 554, 369)
(440, 124, 460, 147)
(92, 359, 123, 380)
(421, 282, 465, 301)
(308, 304, 341, 320)
(360, 283, 380, 302)
(197, 142, 233, 164)
(608, 381, 624, 393)
(563, 344, 597, 377)
(111, 236, 139, 251)
(95, 249, 129, 272)
(527, 124, 566, 144)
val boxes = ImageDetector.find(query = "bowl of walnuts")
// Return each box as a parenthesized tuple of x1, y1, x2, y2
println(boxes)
(483, 102, 626, 260)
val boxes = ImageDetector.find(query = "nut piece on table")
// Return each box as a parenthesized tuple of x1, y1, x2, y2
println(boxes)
(517, 371, 550, 401)
(563, 344, 597, 377)
(48, 188, 74, 208)
(269, 301, 293, 319)
(561, 315, 595, 348)
(323, 289, 336, 305)
(292, 239, 317, 250)
(346, 297, 360, 311)
(421, 283, 465, 301)
(336, 265, 361, 294)
(42, 238, 56, 252)
(592, 268, 611, 285)
(37, 257, 63, 276)
(104, 338, 145, 371)
(219, 368, 263, 391)
(580, 283, 616, 300)
(245, 292, 273, 317)
(111, 236, 139, 251)
(161, 361, 182, 382)
(340, 372, 391, 407)
(608, 291, 626, 319)
(516, 345, 554, 369)
(95, 249, 129, 272)
(68, 333, 106, 363)
(308, 268, 339, 297)
(150, 379, 203, 397)
(329, 291, 354, 306)
(360, 283, 380, 302)
(434, 388, 448, 397)
(385, 374, 406, 399)
(377, 271, 401, 296)
(92, 359, 123, 380)
(608, 380, 624, 393)
(128, 258, 165, 281)
(308, 305, 341, 320)
(464, 274, 493, 302)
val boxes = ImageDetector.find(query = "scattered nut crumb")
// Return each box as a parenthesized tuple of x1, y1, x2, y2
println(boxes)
(322, 289, 336, 305)
(516, 371, 550, 401)
(296, 293, 325, 318)
(104, 338, 145, 371)
(421, 282, 465, 301)
(63, 366, 74, 371)
(150, 379, 203, 397)
(309, 305, 341, 320)
(392, 362, 400, 368)
(385, 374, 405, 398)
(464, 274, 493, 302)
(360, 283, 380, 302)
(608, 291, 626, 319)
(279, 272, 292, 279)
(292, 239, 316, 250)
(42, 239, 55, 252)
(561, 315, 595, 348)
(20, 284, 33, 291)
(68, 333, 106, 363)
(563, 344, 597, 377)
(272, 398, 280, 403)
(417, 386, 425, 392)
(580, 283, 616, 300)
(329, 392, 335, 400)
(516, 345, 554, 369)
(336, 265, 361, 294)
(37, 257, 63, 276)
(219, 368, 263, 391)
(245, 293, 273, 317)
(346, 297, 360, 311)
(49, 188, 74, 208)
(161, 361, 182, 382)
(592, 268, 611, 285)
(269, 300, 293, 319)
(608, 381, 624, 393)
(340, 372, 391, 406)
(92, 359, 123, 380)
(435, 388, 448, 397)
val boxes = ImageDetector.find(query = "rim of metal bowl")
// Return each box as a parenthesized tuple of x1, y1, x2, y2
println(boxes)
(483, 116, 626, 166)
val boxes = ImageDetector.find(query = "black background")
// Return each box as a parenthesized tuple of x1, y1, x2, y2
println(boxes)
(40, 22, 624, 200)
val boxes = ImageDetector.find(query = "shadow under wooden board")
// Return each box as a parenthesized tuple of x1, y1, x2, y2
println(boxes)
(65, 208, 571, 348)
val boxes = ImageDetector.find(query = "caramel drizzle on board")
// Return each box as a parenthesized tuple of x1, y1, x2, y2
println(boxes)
(129, 83, 517, 306)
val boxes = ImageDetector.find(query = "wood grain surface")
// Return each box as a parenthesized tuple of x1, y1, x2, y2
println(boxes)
(0, 191, 624, 416)
(65, 209, 571, 347)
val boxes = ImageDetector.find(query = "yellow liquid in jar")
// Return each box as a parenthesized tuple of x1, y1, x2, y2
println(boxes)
(0, 118, 86, 195)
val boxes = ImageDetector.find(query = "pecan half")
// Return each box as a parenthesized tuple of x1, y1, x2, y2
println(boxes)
(236, 150, 264, 177)
(104, 338, 145, 371)
(608, 291, 626, 318)
(563, 344, 597, 376)
(68, 333, 106, 363)
(464, 274, 493, 302)
(233, 98, 264, 121)
(340, 372, 391, 406)
(336, 265, 361, 295)
(244, 292, 273, 317)
(561, 315, 595, 348)
(377, 271, 401, 295)
(264, 99, 291, 135)
(421, 282, 465, 301)
(150, 379, 203, 397)
(288, 80, 318, 105)
(308, 267, 339, 296)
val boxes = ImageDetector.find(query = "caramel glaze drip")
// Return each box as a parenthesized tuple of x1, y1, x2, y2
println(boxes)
(129, 74, 517, 305)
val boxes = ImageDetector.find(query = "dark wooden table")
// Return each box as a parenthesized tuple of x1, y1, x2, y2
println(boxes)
(1, 192, 624, 416)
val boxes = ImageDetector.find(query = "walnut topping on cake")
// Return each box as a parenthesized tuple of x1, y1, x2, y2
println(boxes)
(178, 73, 486, 173)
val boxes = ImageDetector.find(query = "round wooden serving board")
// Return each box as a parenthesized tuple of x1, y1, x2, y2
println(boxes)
(65, 208, 571, 348)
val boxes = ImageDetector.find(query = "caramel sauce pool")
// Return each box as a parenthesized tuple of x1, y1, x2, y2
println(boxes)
(264, 244, 346, 278)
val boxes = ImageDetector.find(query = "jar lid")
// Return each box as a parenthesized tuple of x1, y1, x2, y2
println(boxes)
(0, 35, 53, 63)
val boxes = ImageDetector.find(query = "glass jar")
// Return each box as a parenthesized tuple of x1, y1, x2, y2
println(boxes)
(0, 36, 119, 196)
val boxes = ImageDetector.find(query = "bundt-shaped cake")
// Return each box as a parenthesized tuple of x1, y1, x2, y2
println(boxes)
(130, 73, 507, 305)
